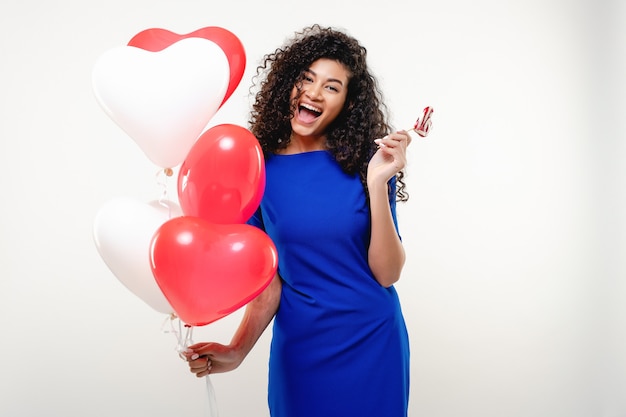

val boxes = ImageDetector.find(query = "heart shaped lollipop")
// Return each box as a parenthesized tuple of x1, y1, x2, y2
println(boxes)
(409, 106, 434, 137)
(375, 106, 434, 148)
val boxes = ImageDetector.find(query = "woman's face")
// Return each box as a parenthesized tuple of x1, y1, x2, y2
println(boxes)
(289, 58, 350, 140)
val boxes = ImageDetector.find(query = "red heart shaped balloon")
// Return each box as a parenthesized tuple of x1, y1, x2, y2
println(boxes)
(150, 216, 277, 326)
(178, 124, 266, 225)
(128, 27, 245, 107)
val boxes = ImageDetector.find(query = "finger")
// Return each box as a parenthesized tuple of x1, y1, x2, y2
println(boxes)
(186, 342, 206, 350)
(189, 357, 212, 374)
(376, 133, 409, 150)
(394, 132, 411, 143)
(195, 358, 213, 378)
(379, 136, 398, 147)
(189, 355, 211, 368)
(392, 134, 410, 150)
(182, 349, 200, 361)
(396, 130, 411, 146)
(381, 138, 403, 151)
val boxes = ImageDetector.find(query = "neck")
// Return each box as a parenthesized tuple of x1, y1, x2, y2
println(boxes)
(283, 134, 326, 154)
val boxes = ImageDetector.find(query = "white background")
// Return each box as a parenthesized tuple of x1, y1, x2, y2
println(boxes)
(1, 0, 624, 416)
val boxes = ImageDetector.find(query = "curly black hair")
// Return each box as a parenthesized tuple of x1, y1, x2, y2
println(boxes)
(248, 24, 408, 202)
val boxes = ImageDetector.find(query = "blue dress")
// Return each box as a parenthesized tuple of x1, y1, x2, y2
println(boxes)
(247, 150, 410, 417)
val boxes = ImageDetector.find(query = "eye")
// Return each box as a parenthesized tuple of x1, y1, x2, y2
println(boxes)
(326, 85, 339, 92)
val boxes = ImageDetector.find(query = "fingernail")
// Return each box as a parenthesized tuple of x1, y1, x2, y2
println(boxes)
(191, 353, 199, 360)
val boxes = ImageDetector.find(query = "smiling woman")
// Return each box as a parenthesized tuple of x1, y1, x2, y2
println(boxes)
(287, 58, 349, 150)
(182, 24, 413, 417)
(1, 1, 619, 416)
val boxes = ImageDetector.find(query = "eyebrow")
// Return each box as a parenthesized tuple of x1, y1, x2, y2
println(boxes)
(305, 68, 345, 86)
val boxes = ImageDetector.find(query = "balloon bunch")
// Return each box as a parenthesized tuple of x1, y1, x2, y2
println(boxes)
(92, 27, 278, 329)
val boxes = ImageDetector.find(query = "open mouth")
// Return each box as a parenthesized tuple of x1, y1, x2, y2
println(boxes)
(298, 103, 322, 123)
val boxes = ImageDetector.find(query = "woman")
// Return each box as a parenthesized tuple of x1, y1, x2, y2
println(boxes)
(185, 24, 412, 417)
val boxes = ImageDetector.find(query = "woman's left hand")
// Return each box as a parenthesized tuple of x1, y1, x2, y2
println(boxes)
(368, 130, 412, 185)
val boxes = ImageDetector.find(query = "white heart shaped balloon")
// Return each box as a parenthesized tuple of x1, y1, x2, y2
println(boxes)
(92, 38, 230, 169)
(93, 197, 183, 314)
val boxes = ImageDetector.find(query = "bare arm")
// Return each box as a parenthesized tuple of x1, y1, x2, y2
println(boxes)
(184, 273, 282, 377)
(366, 131, 411, 287)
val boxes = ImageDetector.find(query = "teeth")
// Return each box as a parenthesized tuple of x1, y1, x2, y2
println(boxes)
(301, 103, 322, 114)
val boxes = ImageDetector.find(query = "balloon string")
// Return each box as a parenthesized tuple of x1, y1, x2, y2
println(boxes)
(205, 376, 220, 417)
(160, 314, 192, 358)
(155, 168, 174, 217)
(162, 315, 219, 417)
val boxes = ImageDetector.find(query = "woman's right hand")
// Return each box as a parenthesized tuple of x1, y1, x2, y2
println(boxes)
(183, 342, 244, 378)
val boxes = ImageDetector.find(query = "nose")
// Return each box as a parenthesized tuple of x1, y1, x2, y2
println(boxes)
(304, 82, 322, 100)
